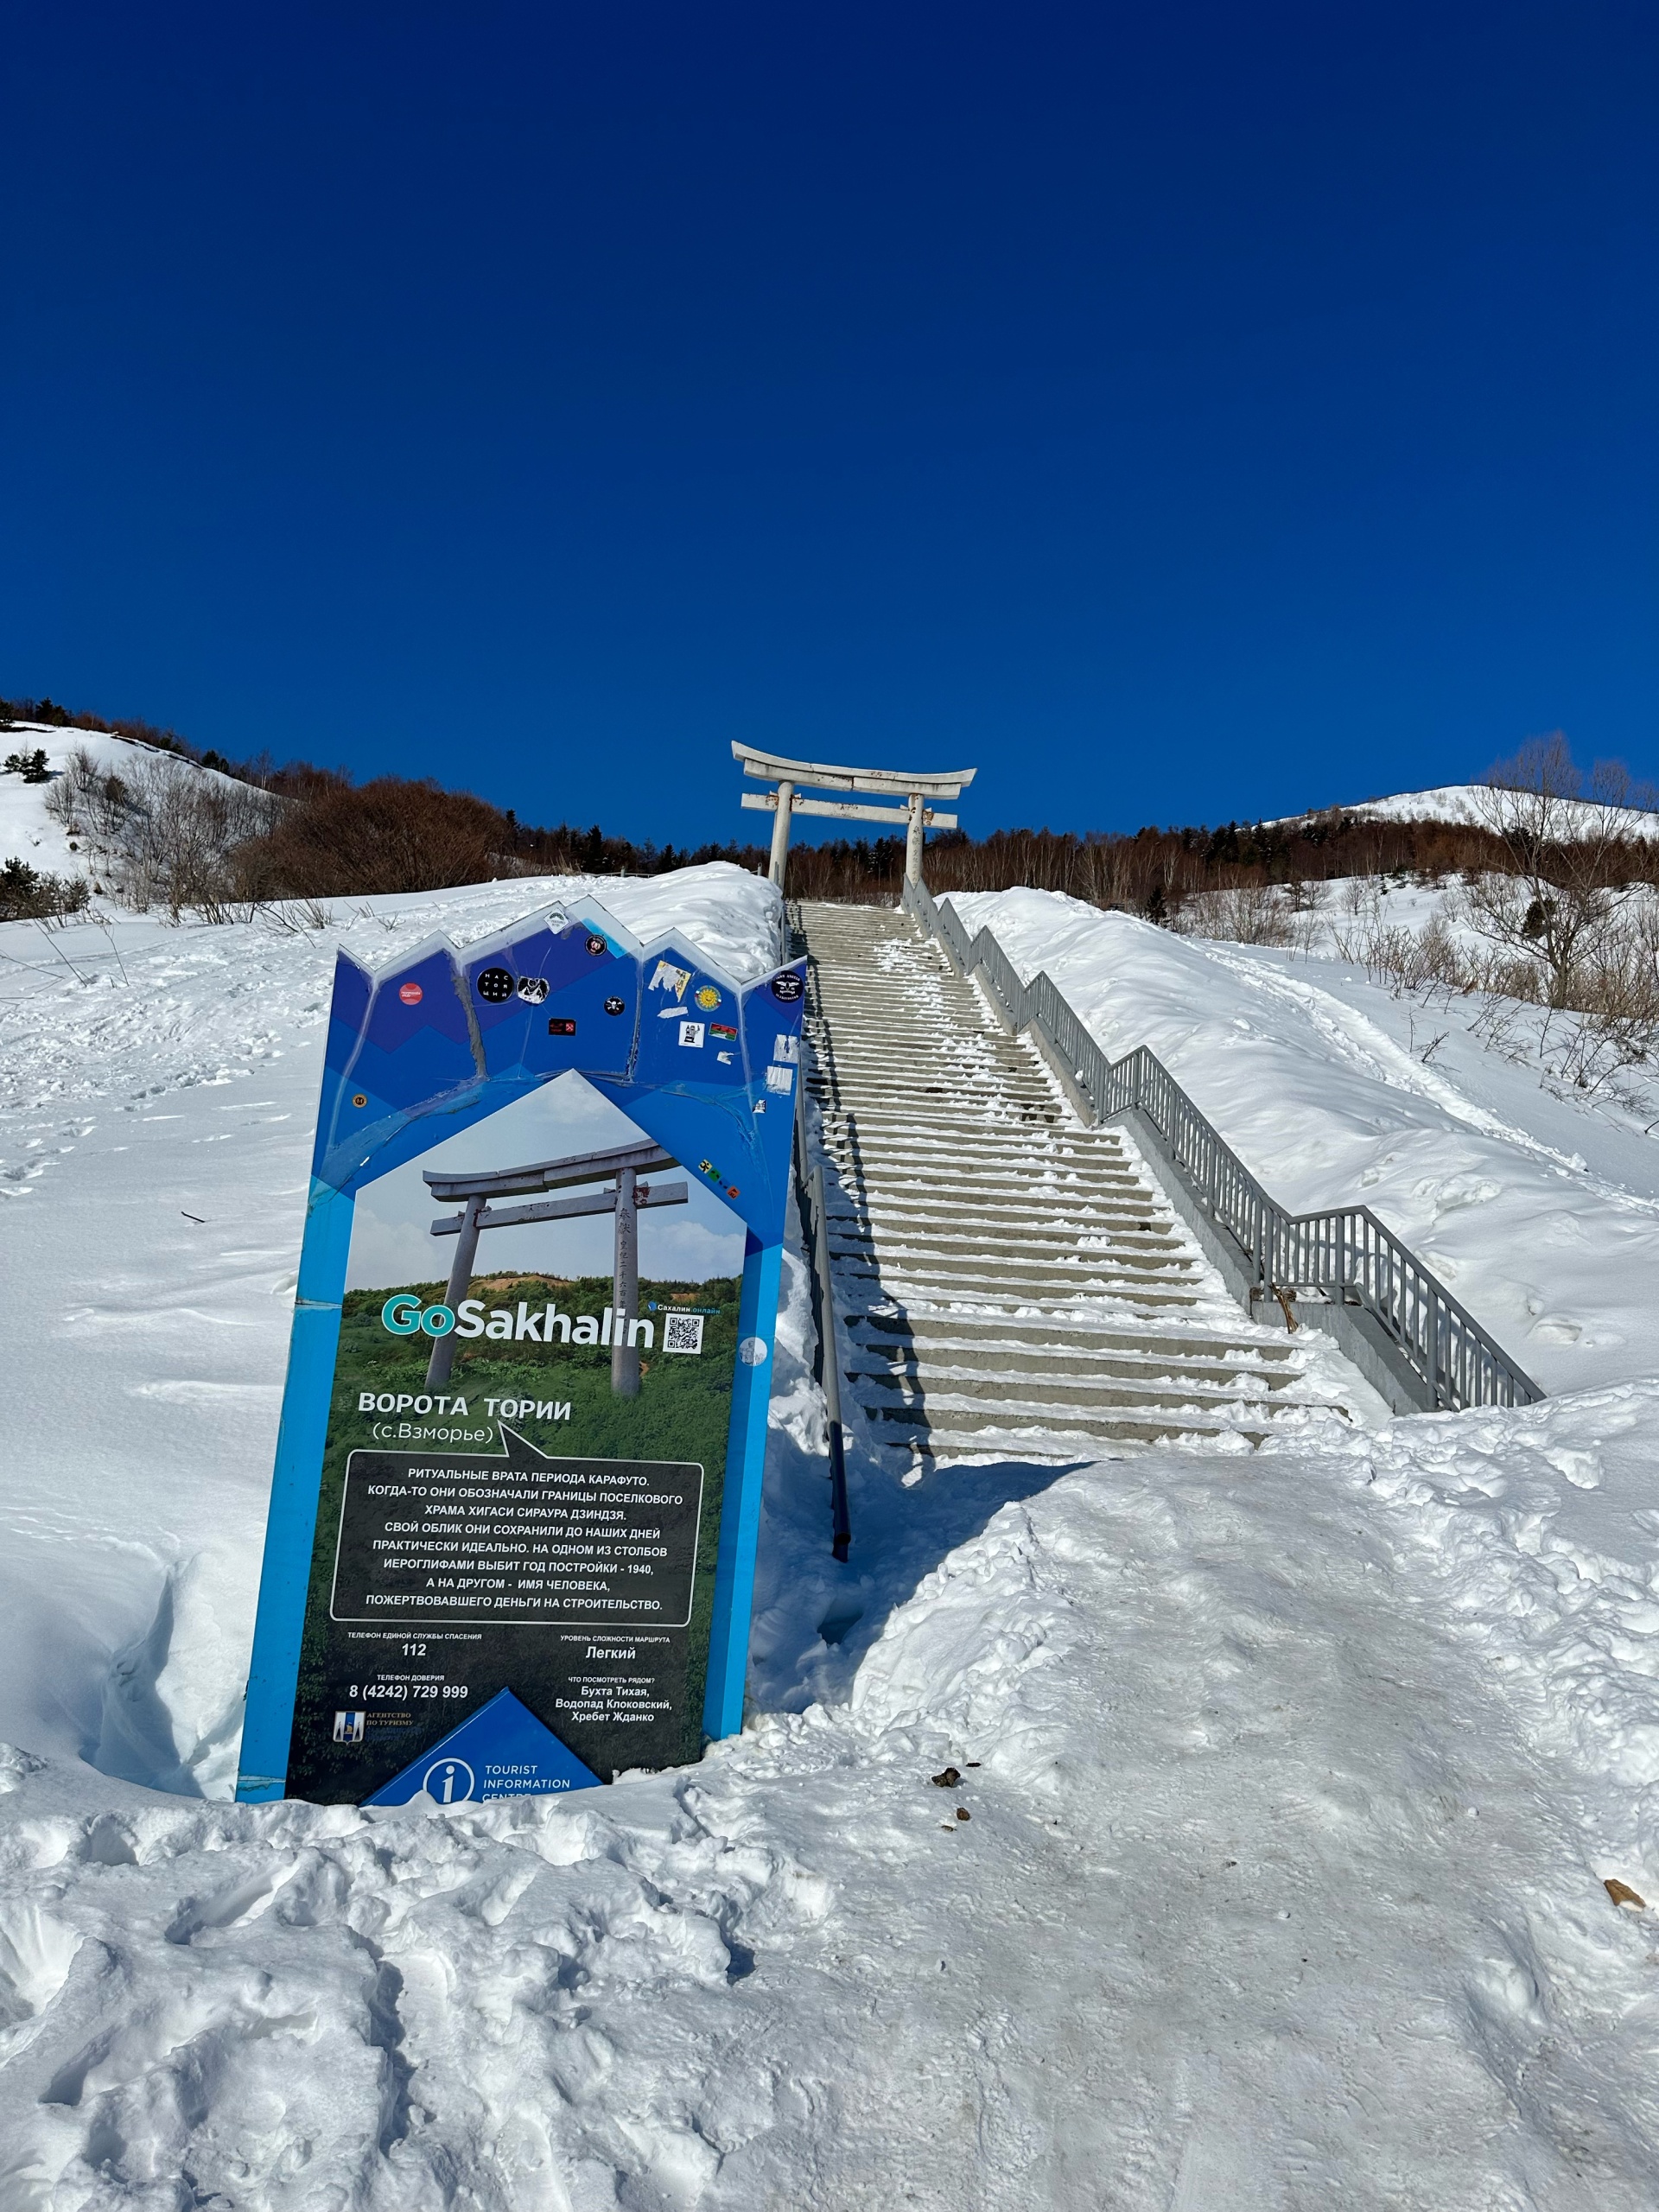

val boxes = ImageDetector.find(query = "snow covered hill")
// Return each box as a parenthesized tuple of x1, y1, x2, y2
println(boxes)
(6, 868, 1659, 2204)
(1273, 781, 1659, 840)
(0, 721, 258, 880)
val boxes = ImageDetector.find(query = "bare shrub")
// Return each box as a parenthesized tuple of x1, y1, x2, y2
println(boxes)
(1464, 734, 1659, 1008)
(1337, 867, 1659, 1101)
(49, 750, 280, 916)
(230, 779, 511, 900)
(117, 757, 278, 915)
(1173, 881, 1299, 946)
(1332, 896, 1470, 994)
(43, 747, 95, 836)
(264, 897, 338, 934)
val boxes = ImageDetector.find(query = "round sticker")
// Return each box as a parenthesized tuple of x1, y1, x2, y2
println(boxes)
(476, 966, 514, 1004)
(516, 976, 549, 1004)
(352, 1093, 368, 1108)
(694, 984, 721, 1011)
(585, 934, 607, 957)
(737, 1336, 768, 1367)
(769, 971, 804, 1003)
(398, 981, 423, 1006)
(603, 995, 626, 1016)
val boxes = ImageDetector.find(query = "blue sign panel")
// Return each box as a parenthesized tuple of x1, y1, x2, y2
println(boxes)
(235, 895, 803, 1806)
(365, 1689, 601, 1807)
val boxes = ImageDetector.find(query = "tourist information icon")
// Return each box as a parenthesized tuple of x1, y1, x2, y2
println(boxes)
(236, 897, 804, 1807)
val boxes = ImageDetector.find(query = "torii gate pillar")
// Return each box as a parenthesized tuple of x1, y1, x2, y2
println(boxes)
(768, 780, 795, 887)
(733, 746, 976, 892)
(905, 792, 926, 887)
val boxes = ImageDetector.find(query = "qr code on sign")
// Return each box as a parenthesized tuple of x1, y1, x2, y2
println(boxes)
(663, 1313, 706, 1356)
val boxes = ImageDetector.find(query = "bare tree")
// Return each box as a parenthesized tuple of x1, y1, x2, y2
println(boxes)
(48, 750, 281, 915)
(1462, 734, 1656, 1008)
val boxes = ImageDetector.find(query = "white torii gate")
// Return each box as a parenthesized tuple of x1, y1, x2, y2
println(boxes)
(733, 742, 976, 887)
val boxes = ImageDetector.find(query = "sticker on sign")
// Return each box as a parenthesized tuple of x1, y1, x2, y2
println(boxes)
(663, 1312, 705, 1355)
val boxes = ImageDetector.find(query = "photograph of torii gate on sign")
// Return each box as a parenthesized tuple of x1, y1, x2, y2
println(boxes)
(733, 742, 976, 885)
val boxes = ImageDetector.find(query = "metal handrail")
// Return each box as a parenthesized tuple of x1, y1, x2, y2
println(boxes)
(789, 906, 852, 1557)
(901, 874, 1542, 1413)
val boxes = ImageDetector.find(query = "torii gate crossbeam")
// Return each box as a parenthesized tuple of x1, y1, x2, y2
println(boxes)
(732, 742, 976, 887)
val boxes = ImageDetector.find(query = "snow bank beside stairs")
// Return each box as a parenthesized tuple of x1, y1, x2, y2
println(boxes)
(949, 887, 1659, 1397)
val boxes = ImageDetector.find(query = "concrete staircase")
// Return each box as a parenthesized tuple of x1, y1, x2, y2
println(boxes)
(797, 901, 1354, 1458)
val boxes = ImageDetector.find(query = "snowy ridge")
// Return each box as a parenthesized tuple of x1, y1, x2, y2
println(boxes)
(1269, 779, 1659, 840)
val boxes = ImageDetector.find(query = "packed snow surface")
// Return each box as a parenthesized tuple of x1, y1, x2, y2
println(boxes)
(6, 870, 1659, 2204)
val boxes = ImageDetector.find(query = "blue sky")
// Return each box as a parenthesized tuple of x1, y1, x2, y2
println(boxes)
(3, 3, 1654, 845)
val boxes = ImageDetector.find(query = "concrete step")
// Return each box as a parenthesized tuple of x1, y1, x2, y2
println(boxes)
(827, 1211, 1167, 1247)
(831, 1236, 1201, 1274)
(817, 1135, 1137, 1166)
(830, 1217, 1183, 1253)
(810, 1083, 1060, 1112)
(806, 1041, 1060, 1065)
(862, 1402, 1271, 1452)
(807, 1013, 996, 1031)
(817, 1127, 1130, 1159)
(851, 1368, 1287, 1416)
(814, 1122, 1129, 1154)
(828, 1226, 1187, 1266)
(849, 1341, 1294, 1388)
(827, 1185, 1165, 1215)
(811, 1096, 1068, 1119)
(842, 1308, 1295, 1365)
(822, 1154, 1153, 1194)
(818, 1139, 1100, 1167)
(836, 1269, 1205, 1311)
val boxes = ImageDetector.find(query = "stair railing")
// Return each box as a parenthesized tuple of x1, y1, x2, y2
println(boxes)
(789, 905, 852, 1557)
(901, 874, 1542, 1414)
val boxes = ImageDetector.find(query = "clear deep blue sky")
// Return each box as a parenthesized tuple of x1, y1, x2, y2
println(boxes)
(3, 3, 1655, 847)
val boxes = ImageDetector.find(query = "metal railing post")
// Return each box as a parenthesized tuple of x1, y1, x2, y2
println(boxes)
(811, 1163, 851, 1561)
(793, 1073, 851, 1561)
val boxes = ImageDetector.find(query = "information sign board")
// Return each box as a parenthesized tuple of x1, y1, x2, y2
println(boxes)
(235, 897, 803, 1807)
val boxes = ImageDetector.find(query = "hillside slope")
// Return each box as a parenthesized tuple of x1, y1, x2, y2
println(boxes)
(0, 721, 258, 879)
(1273, 781, 1659, 841)
(4, 874, 1659, 2205)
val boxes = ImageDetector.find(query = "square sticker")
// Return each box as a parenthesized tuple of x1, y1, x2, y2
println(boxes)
(678, 1020, 705, 1049)
(773, 1034, 799, 1064)
(765, 1064, 794, 1094)
(663, 1312, 706, 1355)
